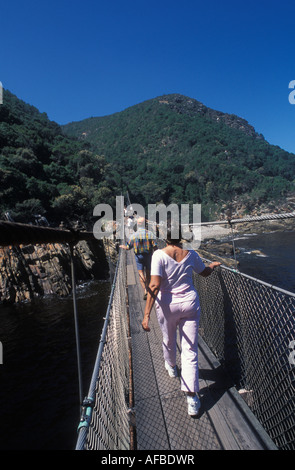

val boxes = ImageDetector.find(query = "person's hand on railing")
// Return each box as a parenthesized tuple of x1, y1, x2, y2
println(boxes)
(199, 261, 221, 277)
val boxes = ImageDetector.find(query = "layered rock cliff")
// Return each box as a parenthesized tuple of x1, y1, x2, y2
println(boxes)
(0, 239, 110, 304)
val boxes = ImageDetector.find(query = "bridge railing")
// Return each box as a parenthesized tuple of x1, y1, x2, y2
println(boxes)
(194, 264, 295, 451)
(0, 220, 131, 450)
(75, 248, 131, 450)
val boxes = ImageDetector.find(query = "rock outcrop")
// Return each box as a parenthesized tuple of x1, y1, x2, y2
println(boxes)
(0, 239, 109, 304)
(158, 94, 264, 139)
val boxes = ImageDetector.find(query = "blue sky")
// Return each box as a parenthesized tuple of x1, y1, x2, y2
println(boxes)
(1, 0, 295, 153)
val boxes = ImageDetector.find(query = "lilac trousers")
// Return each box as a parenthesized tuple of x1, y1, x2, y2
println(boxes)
(155, 296, 201, 393)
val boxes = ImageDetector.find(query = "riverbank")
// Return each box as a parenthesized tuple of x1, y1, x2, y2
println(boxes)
(198, 217, 295, 268)
(0, 239, 109, 304)
(200, 215, 295, 241)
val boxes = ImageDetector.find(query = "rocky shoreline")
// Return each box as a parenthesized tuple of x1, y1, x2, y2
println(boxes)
(0, 214, 293, 304)
(0, 239, 110, 304)
(198, 217, 295, 268)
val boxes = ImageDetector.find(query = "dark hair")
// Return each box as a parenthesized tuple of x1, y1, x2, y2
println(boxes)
(166, 222, 182, 244)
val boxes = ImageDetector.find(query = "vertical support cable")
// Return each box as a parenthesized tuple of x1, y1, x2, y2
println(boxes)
(69, 242, 83, 408)
(229, 220, 238, 270)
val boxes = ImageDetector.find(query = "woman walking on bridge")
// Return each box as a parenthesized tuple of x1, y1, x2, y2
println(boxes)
(142, 225, 220, 416)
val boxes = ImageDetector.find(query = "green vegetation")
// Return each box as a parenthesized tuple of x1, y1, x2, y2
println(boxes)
(1, 90, 294, 226)
(63, 94, 295, 219)
(0, 90, 111, 226)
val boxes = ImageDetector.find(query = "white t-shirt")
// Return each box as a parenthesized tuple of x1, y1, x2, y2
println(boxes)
(151, 249, 206, 304)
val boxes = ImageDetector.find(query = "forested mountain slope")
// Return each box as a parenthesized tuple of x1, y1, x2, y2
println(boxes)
(63, 94, 295, 219)
(0, 90, 109, 226)
(0, 90, 294, 226)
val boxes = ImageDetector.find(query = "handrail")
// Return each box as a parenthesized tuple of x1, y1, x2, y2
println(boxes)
(200, 256, 295, 298)
(75, 249, 122, 449)
(185, 211, 295, 226)
(0, 220, 96, 247)
(75, 248, 130, 450)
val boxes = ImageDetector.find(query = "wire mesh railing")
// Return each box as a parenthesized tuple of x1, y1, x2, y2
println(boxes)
(71, 199, 294, 451)
(194, 264, 295, 451)
(75, 249, 130, 450)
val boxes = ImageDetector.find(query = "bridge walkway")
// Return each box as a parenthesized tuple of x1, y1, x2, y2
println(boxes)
(126, 250, 277, 451)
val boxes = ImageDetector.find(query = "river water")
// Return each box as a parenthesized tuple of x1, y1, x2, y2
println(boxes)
(0, 279, 110, 450)
(229, 230, 295, 294)
(0, 230, 294, 450)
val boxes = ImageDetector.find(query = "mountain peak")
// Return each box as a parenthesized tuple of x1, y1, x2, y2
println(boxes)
(154, 93, 263, 139)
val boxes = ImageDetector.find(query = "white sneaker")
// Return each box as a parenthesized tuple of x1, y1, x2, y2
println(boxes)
(165, 361, 178, 378)
(187, 395, 201, 416)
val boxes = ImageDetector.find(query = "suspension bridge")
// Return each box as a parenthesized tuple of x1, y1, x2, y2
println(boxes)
(0, 210, 294, 451)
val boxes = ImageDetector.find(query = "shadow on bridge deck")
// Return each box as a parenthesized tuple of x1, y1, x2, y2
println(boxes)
(126, 251, 277, 451)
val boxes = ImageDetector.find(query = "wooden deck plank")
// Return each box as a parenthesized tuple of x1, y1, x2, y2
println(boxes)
(126, 250, 277, 451)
